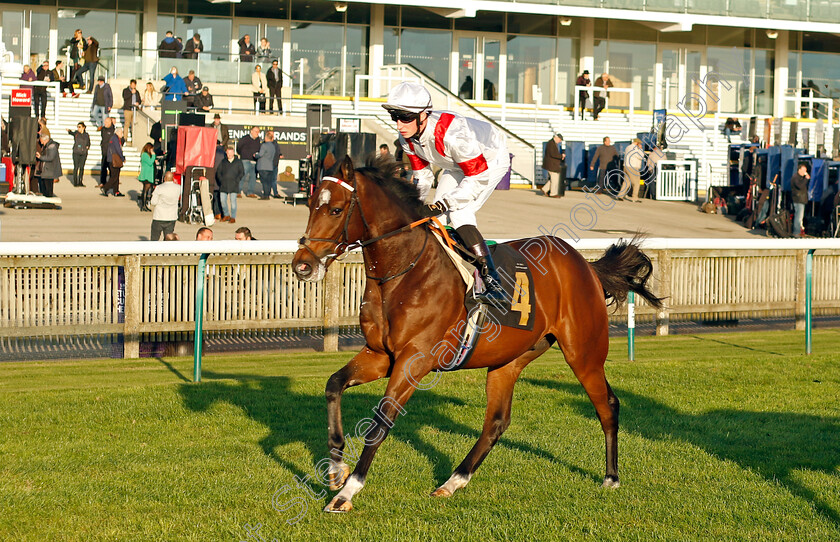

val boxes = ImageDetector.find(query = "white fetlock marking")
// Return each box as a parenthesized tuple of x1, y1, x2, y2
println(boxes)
(440, 472, 471, 495)
(335, 474, 364, 502)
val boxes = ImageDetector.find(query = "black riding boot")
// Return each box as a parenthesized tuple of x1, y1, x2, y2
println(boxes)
(456, 225, 507, 305)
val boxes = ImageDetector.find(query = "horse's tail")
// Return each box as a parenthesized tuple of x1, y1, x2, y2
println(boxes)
(589, 235, 664, 309)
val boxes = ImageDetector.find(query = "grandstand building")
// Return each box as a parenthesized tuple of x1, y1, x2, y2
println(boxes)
(3, 0, 839, 191)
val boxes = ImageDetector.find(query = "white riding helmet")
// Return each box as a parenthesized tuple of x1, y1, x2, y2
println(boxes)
(383, 81, 433, 114)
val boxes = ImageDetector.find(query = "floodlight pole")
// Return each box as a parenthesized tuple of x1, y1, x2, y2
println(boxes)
(193, 253, 209, 382)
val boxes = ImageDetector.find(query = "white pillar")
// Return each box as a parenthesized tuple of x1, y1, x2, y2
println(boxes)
(774, 29, 789, 119)
(580, 18, 594, 76)
(142, 0, 158, 81)
(368, 4, 384, 97)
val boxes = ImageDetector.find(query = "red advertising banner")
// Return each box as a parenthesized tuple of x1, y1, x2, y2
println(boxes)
(10, 88, 32, 107)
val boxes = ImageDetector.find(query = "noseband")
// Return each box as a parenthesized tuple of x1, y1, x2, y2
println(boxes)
(298, 176, 431, 283)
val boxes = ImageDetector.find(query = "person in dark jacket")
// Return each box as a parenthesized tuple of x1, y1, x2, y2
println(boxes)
(576, 70, 590, 120)
(209, 113, 229, 147)
(158, 31, 180, 58)
(35, 131, 61, 198)
(68, 29, 86, 90)
(540, 133, 566, 198)
(79, 35, 100, 92)
(194, 86, 214, 112)
(34, 60, 53, 119)
(67, 122, 91, 186)
(90, 76, 113, 128)
(236, 126, 261, 197)
(183, 70, 202, 107)
(238, 35, 256, 62)
(266, 59, 284, 114)
(589, 136, 618, 193)
(791, 162, 810, 237)
(97, 116, 116, 187)
(53, 61, 74, 96)
(216, 147, 245, 223)
(255, 130, 277, 199)
(122, 79, 141, 141)
(182, 33, 203, 59)
(102, 128, 126, 197)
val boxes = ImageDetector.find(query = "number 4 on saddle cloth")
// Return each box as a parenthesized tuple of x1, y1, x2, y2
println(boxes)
(432, 227, 536, 371)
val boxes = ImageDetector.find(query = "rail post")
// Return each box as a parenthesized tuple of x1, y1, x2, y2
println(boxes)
(656, 250, 671, 336)
(322, 261, 341, 352)
(123, 254, 142, 359)
(806, 249, 815, 354)
(193, 253, 209, 382)
(795, 250, 807, 331)
(628, 290, 636, 361)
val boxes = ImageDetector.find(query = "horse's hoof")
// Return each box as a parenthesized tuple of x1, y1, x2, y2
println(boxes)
(430, 487, 452, 498)
(328, 463, 351, 491)
(324, 496, 353, 513)
(601, 476, 620, 489)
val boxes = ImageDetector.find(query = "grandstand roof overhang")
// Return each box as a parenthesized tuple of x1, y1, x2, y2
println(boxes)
(356, 0, 840, 34)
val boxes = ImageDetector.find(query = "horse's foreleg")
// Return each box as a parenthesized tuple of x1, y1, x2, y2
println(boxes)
(324, 352, 429, 513)
(326, 347, 391, 490)
(432, 345, 545, 498)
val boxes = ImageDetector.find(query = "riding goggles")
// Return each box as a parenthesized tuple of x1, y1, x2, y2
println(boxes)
(388, 110, 420, 123)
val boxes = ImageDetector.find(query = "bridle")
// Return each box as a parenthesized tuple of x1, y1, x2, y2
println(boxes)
(298, 175, 432, 284)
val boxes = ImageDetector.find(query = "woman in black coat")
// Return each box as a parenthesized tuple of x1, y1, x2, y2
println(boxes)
(102, 128, 126, 197)
(35, 131, 62, 198)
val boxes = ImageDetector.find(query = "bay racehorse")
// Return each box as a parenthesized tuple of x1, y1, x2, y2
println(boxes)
(292, 155, 662, 512)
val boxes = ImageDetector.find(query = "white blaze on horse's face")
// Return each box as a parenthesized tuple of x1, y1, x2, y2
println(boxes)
(318, 188, 331, 208)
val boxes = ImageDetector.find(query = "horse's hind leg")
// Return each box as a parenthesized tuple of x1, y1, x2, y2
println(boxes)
(432, 339, 550, 498)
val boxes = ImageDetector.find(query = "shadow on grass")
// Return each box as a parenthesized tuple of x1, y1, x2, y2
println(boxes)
(524, 377, 840, 526)
(686, 335, 787, 356)
(177, 369, 581, 501)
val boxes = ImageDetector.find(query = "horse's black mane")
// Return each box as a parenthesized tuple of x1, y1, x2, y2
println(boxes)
(355, 154, 425, 218)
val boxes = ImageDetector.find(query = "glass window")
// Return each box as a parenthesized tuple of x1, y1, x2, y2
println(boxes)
(645, 0, 687, 12)
(803, 32, 840, 53)
(177, 0, 233, 17)
(753, 49, 774, 116)
(290, 0, 342, 23)
(707, 27, 750, 47)
(607, 41, 655, 110)
(685, 0, 727, 15)
(384, 5, 399, 26)
(507, 13, 555, 36)
(346, 25, 369, 95)
(116, 12, 140, 53)
(59, 0, 116, 8)
(346, 3, 370, 24)
(707, 47, 751, 114)
(384, 27, 398, 65)
(454, 11, 504, 33)
(659, 25, 706, 45)
(399, 29, 451, 86)
(118, 0, 145, 11)
(30, 12, 52, 60)
(506, 35, 554, 104)
(557, 17, 581, 38)
(809, 2, 840, 23)
(401, 6, 451, 30)
(291, 23, 343, 95)
(175, 16, 232, 60)
(786, 51, 799, 117)
(608, 21, 657, 43)
(58, 10, 116, 52)
(768, 0, 806, 20)
(238, 0, 289, 20)
(556, 38, 579, 105)
(594, 19, 607, 39)
(728, 0, 768, 18)
(593, 39, 607, 74)
(802, 53, 839, 106)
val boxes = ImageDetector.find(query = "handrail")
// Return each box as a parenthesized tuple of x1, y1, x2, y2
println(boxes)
(573, 85, 635, 120)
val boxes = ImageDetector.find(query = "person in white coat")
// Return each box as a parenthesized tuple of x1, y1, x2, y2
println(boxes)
(251, 65, 268, 114)
(384, 81, 510, 304)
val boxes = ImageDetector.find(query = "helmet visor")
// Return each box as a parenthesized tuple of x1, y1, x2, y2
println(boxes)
(388, 109, 420, 123)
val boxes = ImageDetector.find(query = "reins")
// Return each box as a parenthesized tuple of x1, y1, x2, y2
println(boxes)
(299, 177, 454, 284)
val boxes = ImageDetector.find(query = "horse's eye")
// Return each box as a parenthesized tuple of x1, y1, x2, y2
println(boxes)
(330, 207, 343, 216)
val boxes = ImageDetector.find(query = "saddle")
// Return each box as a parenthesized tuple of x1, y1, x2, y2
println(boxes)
(428, 224, 536, 372)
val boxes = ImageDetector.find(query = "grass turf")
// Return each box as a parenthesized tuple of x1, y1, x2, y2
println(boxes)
(0, 330, 839, 541)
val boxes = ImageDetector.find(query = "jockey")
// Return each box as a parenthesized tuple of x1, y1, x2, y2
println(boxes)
(383, 81, 510, 305)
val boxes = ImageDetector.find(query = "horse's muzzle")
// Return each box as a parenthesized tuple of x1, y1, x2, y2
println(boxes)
(292, 248, 326, 282)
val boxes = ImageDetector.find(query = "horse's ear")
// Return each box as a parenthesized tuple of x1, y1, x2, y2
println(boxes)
(323, 151, 336, 171)
(340, 155, 355, 185)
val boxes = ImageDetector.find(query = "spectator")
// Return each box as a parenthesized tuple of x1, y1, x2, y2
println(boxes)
(97, 116, 116, 188)
(237, 127, 261, 198)
(266, 59, 283, 115)
(150, 171, 181, 240)
(592, 73, 613, 121)
(138, 142, 156, 211)
(68, 29, 86, 90)
(216, 146, 244, 224)
(175, 37, 184, 58)
(257, 38, 272, 62)
(724, 118, 742, 143)
(193, 86, 214, 113)
(143, 81, 159, 111)
(35, 130, 61, 198)
(644, 146, 665, 200)
(162, 67, 187, 102)
(379, 144, 390, 157)
(238, 35, 256, 62)
(623, 138, 644, 203)
(196, 227, 213, 241)
(235, 227, 255, 240)
(791, 163, 810, 237)
(211, 143, 225, 219)
(53, 61, 74, 96)
(150, 120, 163, 156)
(79, 35, 100, 93)
(278, 165, 295, 184)
(183, 33, 203, 60)
(90, 76, 112, 128)
(269, 130, 284, 198)
(34, 60, 53, 119)
(210, 113, 229, 147)
(158, 31, 180, 58)
(20, 64, 36, 90)
(122, 79, 140, 142)
(590, 136, 618, 193)
(255, 130, 277, 200)
(183, 70, 202, 107)
(394, 137, 412, 182)
(67, 122, 90, 187)
(540, 133, 565, 198)
(576, 70, 590, 120)
(102, 128, 126, 197)
(251, 65, 268, 114)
